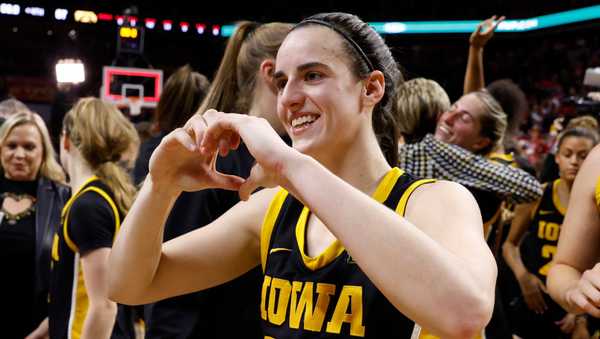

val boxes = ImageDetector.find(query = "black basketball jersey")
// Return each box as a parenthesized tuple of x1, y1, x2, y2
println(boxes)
(259, 167, 434, 338)
(520, 179, 566, 282)
(49, 177, 124, 339)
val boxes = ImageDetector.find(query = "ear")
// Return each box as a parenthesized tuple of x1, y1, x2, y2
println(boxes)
(259, 59, 277, 94)
(361, 70, 385, 110)
(61, 133, 71, 152)
(472, 137, 492, 153)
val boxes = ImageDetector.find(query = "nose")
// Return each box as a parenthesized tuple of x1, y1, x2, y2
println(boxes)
(14, 146, 26, 158)
(279, 80, 304, 114)
(441, 110, 460, 125)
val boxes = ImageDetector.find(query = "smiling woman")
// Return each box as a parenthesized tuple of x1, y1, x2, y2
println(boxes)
(0, 111, 68, 339)
(108, 12, 497, 339)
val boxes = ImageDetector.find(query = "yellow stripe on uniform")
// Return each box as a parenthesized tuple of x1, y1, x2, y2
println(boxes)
(395, 179, 436, 216)
(595, 175, 600, 210)
(260, 189, 289, 273)
(63, 182, 121, 252)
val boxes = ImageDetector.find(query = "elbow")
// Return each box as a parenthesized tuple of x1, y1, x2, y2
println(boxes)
(107, 276, 144, 306)
(442, 291, 494, 339)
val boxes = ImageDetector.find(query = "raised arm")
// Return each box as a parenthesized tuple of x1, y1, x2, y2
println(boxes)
(200, 113, 497, 339)
(502, 202, 548, 314)
(399, 135, 542, 202)
(463, 16, 505, 94)
(107, 115, 272, 305)
(548, 145, 600, 317)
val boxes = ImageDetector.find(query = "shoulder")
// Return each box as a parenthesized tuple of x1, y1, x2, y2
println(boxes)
(404, 180, 481, 226)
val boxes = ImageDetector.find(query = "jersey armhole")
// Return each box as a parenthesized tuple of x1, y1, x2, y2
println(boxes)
(395, 179, 436, 216)
(63, 186, 120, 253)
(260, 189, 289, 273)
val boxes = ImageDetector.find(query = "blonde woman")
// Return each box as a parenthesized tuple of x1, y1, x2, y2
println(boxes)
(0, 111, 67, 338)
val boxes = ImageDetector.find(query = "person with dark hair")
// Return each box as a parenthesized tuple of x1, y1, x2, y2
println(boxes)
(108, 12, 497, 339)
(136, 23, 292, 339)
(504, 127, 598, 338)
(133, 65, 210, 185)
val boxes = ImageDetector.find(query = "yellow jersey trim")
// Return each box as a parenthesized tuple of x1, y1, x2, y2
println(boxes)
(260, 189, 289, 273)
(62, 177, 121, 252)
(595, 175, 600, 210)
(395, 179, 436, 216)
(62, 176, 100, 253)
(552, 179, 567, 216)
(296, 167, 404, 271)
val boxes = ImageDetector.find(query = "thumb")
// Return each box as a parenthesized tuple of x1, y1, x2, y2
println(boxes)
(239, 164, 268, 201)
(208, 171, 245, 191)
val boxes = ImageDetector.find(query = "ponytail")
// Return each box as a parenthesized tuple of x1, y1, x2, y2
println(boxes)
(198, 21, 260, 113)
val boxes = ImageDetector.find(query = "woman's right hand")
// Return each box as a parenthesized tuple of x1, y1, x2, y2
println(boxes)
(564, 263, 600, 317)
(519, 272, 548, 314)
(148, 111, 245, 195)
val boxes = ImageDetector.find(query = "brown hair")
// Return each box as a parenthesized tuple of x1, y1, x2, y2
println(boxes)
(295, 13, 403, 166)
(394, 78, 450, 143)
(198, 21, 293, 113)
(63, 98, 138, 214)
(155, 65, 210, 133)
(471, 91, 507, 155)
(0, 111, 65, 182)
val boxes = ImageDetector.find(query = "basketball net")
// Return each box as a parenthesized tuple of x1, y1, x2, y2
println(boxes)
(125, 96, 142, 116)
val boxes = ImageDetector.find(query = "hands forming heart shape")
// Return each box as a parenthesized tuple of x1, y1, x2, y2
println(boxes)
(148, 110, 298, 200)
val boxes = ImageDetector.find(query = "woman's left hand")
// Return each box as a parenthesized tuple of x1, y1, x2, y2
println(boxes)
(200, 111, 300, 200)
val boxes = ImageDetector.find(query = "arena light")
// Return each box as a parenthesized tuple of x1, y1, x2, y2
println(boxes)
(212, 25, 220, 36)
(163, 20, 172, 31)
(24, 6, 44, 17)
(115, 15, 124, 26)
(196, 23, 206, 34)
(74, 10, 97, 24)
(55, 59, 85, 84)
(145, 18, 156, 29)
(128, 16, 138, 26)
(180, 22, 189, 32)
(54, 8, 67, 20)
(97, 13, 113, 21)
(0, 3, 20, 15)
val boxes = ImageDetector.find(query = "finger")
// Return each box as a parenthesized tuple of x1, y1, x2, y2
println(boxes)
(201, 115, 242, 154)
(169, 128, 198, 152)
(493, 16, 505, 30)
(207, 171, 245, 191)
(239, 164, 264, 201)
(580, 279, 600, 306)
(571, 290, 600, 318)
(184, 114, 209, 148)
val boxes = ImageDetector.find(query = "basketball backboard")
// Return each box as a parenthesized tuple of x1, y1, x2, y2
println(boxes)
(101, 66, 163, 116)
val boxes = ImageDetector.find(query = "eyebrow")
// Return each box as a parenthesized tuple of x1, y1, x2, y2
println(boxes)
(273, 61, 332, 80)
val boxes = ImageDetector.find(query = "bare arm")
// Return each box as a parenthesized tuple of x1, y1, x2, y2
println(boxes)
(548, 145, 600, 316)
(25, 317, 49, 339)
(285, 156, 496, 339)
(463, 16, 505, 94)
(503, 202, 548, 313)
(80, 248, 117, 339)
(108, 120, 271, 305)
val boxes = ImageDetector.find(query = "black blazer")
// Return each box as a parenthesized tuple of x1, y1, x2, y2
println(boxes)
(34, 177, 70, 318)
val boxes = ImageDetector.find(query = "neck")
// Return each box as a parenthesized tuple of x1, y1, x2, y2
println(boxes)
(315, 126, 391, 195)
(68, 156, 96, 192)
(560, 177, 574, 191)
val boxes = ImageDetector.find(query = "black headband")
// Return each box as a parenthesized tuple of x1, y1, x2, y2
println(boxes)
(296, 19, 375, 72)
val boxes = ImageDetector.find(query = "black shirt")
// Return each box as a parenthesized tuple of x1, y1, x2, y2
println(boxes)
(0, 177, 38, 338)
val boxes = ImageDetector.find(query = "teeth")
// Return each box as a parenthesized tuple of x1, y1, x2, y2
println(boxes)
(291, 115, 318, 128)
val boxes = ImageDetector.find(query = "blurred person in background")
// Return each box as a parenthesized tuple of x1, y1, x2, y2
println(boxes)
(0, 111, 68, 339)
